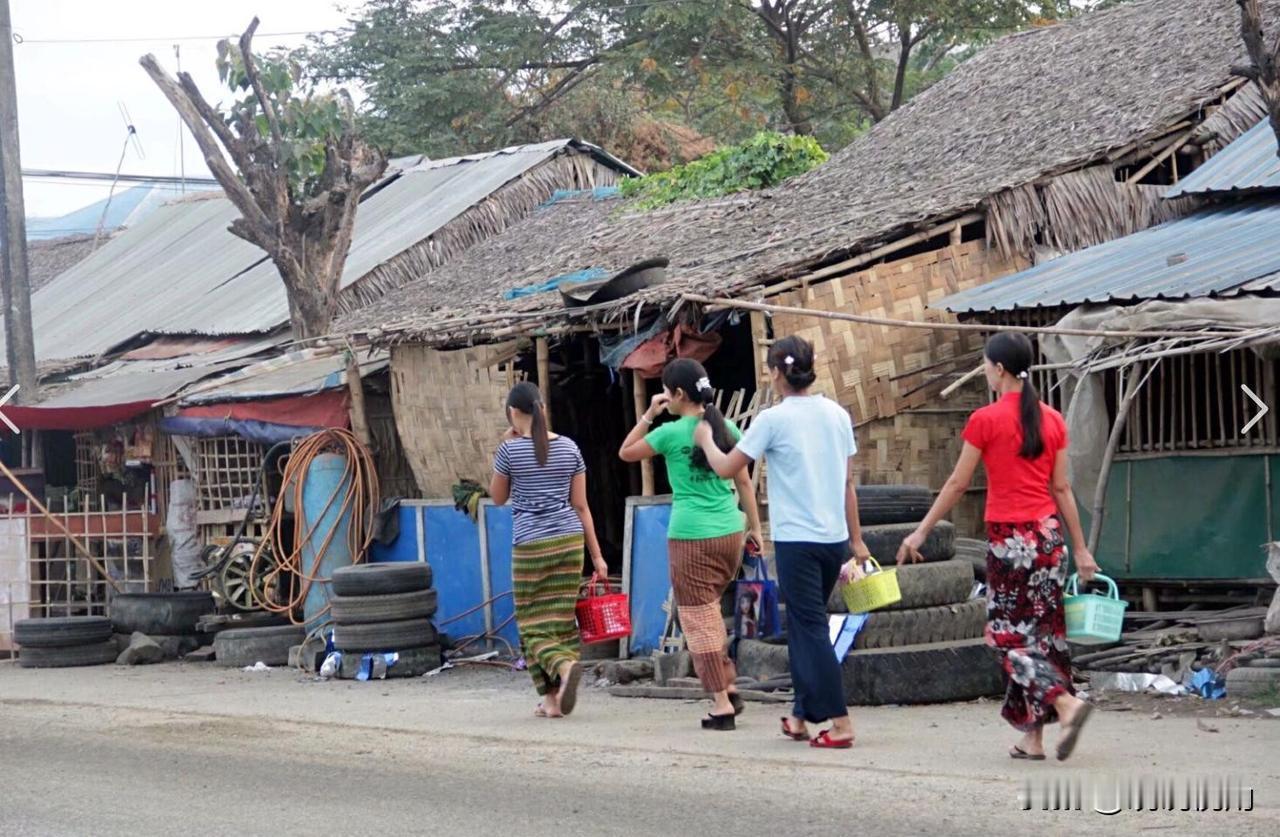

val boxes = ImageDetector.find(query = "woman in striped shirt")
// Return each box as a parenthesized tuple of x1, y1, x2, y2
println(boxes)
(490, 382, 608, 718)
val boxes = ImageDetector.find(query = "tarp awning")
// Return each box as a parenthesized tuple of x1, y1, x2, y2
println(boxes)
(160, 391, 350, 445)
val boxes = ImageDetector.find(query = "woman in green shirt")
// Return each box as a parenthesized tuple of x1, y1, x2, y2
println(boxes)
(620, 359, 763, 731)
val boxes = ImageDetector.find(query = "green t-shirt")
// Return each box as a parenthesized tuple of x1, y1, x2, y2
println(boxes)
(645, 415, 746, 540)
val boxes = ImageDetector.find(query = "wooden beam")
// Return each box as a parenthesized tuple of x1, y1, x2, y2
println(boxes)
(749, 311, 768, 391)
(345, 356, 371, 448)
(1125, 129, 1195, 184)
(631, 371, 654, 496)
(536, 337, 552, 430)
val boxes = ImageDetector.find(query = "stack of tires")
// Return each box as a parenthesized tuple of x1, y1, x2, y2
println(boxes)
(329, 563, 442, 677)
(14, 616, 117, 669)
(739, 485, 1004, 705)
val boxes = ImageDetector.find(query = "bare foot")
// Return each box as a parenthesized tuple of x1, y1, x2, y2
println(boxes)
(781, 717, 810, 740)
(535, 699, 563, 718)
(1011, 731, 1045, 758)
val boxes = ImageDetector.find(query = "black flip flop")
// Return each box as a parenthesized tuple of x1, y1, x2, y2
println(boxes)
(558, 662, 584, 716)
(1010, 745, 1045, 761)
(1056, 702, 1094, 762)
(701, 712, 736, 731)
(729, 693, 745, 716)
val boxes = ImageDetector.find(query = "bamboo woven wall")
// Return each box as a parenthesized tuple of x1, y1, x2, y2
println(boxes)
(390, 342, 518, 497)
(771, 239, 1025, 536)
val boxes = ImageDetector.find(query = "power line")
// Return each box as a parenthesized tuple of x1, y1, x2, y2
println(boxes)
(22, 169, 217, 186)
(12, 29, 332, 45)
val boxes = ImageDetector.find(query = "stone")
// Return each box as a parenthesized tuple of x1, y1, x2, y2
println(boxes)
(288, 637, 327, 673)
(651, 651, 693, 686)
(183, 645, 216, 662)
(590, 660, 620, 684)
(668, 677, 702, 689)
(116, 632, 165, 666)
(1246, 658, 1280, 669)
(153, 635, 200, 660)
(1265, 708, 1280, 718)
(615, 659, 654, 684)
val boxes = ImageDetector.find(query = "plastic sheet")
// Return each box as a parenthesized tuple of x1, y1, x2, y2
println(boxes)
(1089, 671, 1186, 695)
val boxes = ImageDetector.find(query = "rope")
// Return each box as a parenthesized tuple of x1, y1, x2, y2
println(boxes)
(249, 428, 380, 624)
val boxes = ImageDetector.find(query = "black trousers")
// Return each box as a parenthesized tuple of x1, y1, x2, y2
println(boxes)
(775, 540, 849, 723)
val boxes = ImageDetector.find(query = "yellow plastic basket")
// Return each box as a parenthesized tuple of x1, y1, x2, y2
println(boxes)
(840, 557, 902, 613)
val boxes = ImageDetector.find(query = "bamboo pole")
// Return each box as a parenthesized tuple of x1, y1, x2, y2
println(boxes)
(631, 371, 654, 496)
(1087, 362, 1149, 555)
(535, 337, 552, 430)
(345, 356, 372, 447)
(0, 459, 121, 593)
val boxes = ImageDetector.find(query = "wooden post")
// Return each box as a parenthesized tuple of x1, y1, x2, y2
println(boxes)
(0, 0, 38, 400)
(950, 222, 963, 247)
(345, 356, 371, 447)
(631, 371, 654, 496)
(749, 311, 768, 391)
(1088, 362, 1146, 555)
(535, 337, 552, 430)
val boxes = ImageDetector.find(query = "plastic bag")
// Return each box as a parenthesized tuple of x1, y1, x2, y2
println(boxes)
(1265, 543, 1280, 636)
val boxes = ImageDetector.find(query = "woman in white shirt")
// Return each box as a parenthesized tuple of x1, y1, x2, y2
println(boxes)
(695, 335, 871, 749)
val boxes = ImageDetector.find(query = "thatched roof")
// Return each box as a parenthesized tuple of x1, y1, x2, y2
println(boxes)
(342, 0, 1275, 345)
(27, 234, 100, 291)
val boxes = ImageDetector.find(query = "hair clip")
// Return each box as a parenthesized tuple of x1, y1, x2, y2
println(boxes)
(696, 376, 712, 392)
(1018, 370, 1029, 379)
(784, 355, 795, 366)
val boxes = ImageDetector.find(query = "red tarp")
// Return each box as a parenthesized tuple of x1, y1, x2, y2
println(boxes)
(174, 390, 350, 428)
(5, 400, 158, 431)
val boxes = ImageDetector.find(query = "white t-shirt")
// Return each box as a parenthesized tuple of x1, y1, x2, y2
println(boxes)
(736, 394, 857, 543)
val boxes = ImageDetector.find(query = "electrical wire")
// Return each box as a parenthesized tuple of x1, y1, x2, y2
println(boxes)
(249, 428, 380, 625)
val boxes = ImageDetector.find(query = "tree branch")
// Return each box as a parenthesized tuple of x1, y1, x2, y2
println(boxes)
(237, 18, 286, 150)
(139, 54, 274, 240)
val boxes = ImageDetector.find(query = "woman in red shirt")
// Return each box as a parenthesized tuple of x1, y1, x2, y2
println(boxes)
(895, 333, 1099, 762)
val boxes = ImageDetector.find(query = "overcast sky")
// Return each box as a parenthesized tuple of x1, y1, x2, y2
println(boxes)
(11, 0, 350, 218)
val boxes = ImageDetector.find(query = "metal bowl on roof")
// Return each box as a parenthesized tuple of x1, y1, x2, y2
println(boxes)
(560, 257, 669, 308)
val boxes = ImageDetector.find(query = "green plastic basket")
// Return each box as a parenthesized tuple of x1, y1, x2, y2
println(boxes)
(1063, 573, 1127, 645)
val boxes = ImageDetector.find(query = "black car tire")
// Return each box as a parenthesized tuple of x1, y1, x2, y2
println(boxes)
(331, 563, 432, 596)
(110, 592, 215, 636)
(18, 639, 120, 669)
(855, 485, 934, 526)
(329, 589, 438, 624)
(14, 616, 113, 648)
(332, 618, 438, 652)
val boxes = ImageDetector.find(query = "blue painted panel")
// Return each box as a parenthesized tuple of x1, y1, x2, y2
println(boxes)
(628, 502, 672, 656)
(370, 504, 421, 564)
(483, 504, 521, 648)
(423, 505, 486, 641)
(300, 453, 353, 632)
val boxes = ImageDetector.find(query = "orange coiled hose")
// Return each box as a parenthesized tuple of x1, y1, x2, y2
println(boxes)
(248, 428, 380, 624)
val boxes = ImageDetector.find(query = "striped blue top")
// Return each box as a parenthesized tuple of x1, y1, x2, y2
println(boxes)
(493, 435, 586, 545)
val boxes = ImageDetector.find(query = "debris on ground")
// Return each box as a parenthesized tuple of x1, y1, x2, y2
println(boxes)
(243, 662, 271, 672)
(116, 633, 166, 666)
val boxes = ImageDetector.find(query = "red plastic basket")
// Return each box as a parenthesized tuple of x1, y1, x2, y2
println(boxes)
(576, 575, 632, 644)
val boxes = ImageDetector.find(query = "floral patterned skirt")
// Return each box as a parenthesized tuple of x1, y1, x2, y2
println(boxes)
(985, 516, 1075, 732)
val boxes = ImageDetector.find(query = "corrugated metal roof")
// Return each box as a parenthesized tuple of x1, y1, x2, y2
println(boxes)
(1166, 119, 1280, 197)
(938, 202, 1280, 313)
(215, 141, 598, 326)
(6, 140, 627, 362)
(179, 350, 388, 405)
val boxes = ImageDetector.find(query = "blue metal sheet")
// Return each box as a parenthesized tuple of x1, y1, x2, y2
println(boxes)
(1166, 119, 1280, 198)
(422, 504, 487, 642)
(627, 501, 673, 657)
(483, 505, 521, 649)
(938, 202, 1280, 313)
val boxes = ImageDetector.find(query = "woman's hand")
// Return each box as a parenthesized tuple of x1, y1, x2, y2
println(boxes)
(645, 393, 670, 421)
(850, 538, 871, 563)
(896, 529, 927, 565)
(1073, 547, 1099, 582)
(591, 554, 609, 580)
(692, 420, 712, 448)
(746, 527, 764, 554)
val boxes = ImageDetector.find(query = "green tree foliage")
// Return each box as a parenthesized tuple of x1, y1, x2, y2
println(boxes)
(618, 132, 828, 209)
(302, 1, 1121, 165)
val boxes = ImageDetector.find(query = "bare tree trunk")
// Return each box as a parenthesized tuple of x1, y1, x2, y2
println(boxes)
(890, 29, 913, 111)
(0, 0, 38, 401)
(1234, 0, 1280, 155)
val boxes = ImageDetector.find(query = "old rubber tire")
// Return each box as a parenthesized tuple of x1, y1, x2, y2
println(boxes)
(828, 560, 974, 613)
(954, 537, 988, 582)
(854, 599, 987, 650)
(111, 592, 215, 635)
(14, 616, 112, 648)
(1224, 666, 1280, 697)
(855, 485, 933, 526)
(332, 618, 438, 652)
(213, 624, 305, 668)
(329, 589, 438, 625)
(735, 637, 1003, 705)
(18, 639, 119, 669)
(862, 521, 955, 564)
(331, 563, 432, 596)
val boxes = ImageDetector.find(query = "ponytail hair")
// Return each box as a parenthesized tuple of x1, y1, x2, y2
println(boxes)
(506, 381, 550, 466)
(984, 332, 1043, 459)
(661, 358, 733, 470)
(767, 335, 817, 391)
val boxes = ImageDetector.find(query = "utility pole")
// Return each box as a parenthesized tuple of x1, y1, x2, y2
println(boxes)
(0, 0, 37, 402)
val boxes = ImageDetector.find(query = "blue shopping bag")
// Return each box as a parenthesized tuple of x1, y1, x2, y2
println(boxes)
(735, 550, 783, 640)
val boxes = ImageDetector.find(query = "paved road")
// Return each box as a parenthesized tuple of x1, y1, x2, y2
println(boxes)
(1, 663, 1277, 836)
